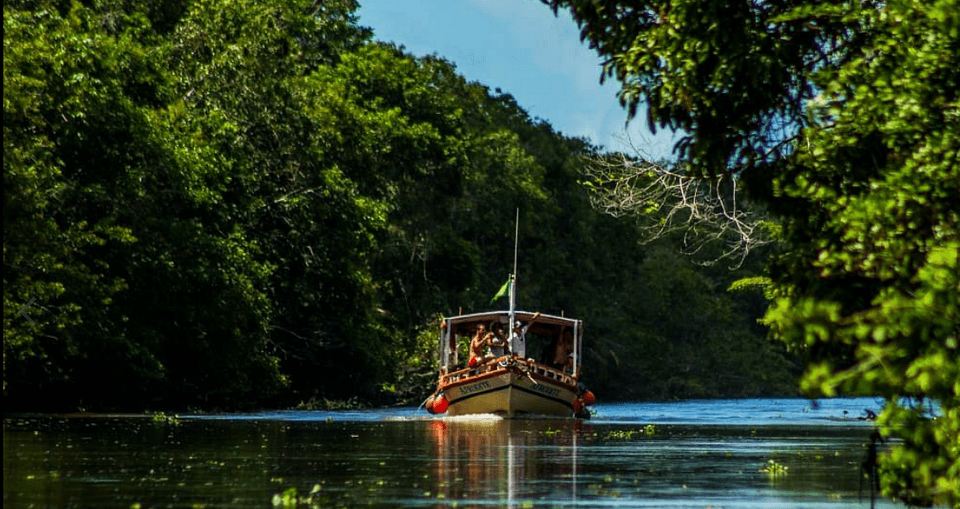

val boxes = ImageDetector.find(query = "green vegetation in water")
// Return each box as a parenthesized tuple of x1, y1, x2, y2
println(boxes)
(760, 459, 788, 478)
(603, 425, 656, 440)
(272, 485, 323, 509)
(603, 429, 638, 440)
(149, 412, 181, 426)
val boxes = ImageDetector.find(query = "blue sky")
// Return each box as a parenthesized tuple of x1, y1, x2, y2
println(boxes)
(356, 0, 678, 160)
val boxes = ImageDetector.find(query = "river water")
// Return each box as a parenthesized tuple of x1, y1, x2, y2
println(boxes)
(4, 398, 919, 508)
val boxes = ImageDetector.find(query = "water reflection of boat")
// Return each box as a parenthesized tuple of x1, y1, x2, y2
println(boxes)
(428, 418, 582, 503)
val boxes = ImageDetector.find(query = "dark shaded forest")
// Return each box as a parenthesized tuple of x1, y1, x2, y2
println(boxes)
(4, 0, 798, 413)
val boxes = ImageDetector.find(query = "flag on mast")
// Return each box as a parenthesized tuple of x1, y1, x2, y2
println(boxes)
(490, 276, 511, 305)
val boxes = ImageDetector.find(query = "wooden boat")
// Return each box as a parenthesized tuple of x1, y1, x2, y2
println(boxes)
(424, 278, 595, 418)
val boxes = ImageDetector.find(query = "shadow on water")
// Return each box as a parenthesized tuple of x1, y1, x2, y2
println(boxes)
(3, 398, 926, 508)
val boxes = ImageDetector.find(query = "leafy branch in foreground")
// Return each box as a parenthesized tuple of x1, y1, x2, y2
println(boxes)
(546, 0, 959, 504)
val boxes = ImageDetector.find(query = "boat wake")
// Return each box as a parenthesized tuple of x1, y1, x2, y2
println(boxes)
(439, 413, 505, 422)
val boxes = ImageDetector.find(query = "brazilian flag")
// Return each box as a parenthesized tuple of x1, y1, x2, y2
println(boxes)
(490, 276, 511, 304)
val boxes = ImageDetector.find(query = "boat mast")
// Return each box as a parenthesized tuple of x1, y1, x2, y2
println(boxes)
(513, 208, 519, 283)
(509, 209, 519, 344)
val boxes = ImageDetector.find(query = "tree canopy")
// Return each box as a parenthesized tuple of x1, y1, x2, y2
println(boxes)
(5, 0, 802, 413)
(543, 0, 959, 504)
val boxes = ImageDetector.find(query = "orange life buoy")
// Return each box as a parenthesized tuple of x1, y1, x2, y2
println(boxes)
(581, 391, 596, 406)
(433, 394, 449, 413)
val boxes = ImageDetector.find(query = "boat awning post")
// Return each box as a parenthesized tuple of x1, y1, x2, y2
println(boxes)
(507, 274, 516, 352)
(440, 321, 451, 371)
(574, 320, 582, 380)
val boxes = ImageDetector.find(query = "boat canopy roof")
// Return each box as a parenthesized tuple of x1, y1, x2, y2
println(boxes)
(442, 310, 582, 337)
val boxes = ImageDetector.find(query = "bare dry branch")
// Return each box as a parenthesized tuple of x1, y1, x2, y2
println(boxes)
(583, 136, 773, 268)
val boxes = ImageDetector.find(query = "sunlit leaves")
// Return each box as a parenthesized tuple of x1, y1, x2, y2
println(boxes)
(545, 0, 959, 503)
(771, 3, 959, 501)
(4, 4, 154, 400)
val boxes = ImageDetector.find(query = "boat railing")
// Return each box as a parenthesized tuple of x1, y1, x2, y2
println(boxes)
(440, 357, 507, 385)
(440, 356, 576, 387)
(526, 362, 576, 386)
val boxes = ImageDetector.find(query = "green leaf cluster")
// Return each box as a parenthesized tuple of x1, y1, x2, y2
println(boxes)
(544, 0, 959, 503)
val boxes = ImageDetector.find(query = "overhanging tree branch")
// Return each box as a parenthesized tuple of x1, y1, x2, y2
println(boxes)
(583, 140, 773, 268)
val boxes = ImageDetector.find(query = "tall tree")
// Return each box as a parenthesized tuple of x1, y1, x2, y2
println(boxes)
(165, 0, 388, 405)
(3, 0, 374, 410)
(542, 0, 959, 504)
(3, 2, 285, 409)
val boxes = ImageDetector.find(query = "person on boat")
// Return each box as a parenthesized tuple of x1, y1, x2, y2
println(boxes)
(488, 321, 510, 358)
(552, 328, 574, 370)
(510, 311, 540, 358)
(468, 324, 490, 368)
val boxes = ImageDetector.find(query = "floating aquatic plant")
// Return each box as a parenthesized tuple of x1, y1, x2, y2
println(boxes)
(603, 425, 657, 440)
(603, 429, 637, 440)
(760, 459, 788, 477)
(149, 412, 181, 426)
(271, 485, 323, 508)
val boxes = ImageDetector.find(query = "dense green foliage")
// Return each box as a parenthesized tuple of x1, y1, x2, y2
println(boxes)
(4, 0, 797, 414)
(543, 0, 959, 504)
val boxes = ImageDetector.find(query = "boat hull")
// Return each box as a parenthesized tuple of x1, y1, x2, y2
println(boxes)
(439, 359, 577, 418)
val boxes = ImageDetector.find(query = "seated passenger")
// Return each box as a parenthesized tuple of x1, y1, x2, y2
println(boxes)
(469, 324, 490, 368)
(488, 322, 510, 357)
(552, 329, 574, 370)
